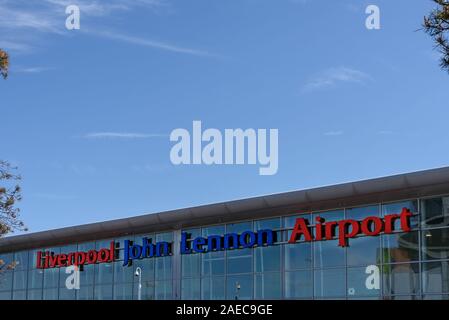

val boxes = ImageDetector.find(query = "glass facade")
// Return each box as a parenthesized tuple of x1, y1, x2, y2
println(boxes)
(0, 196, 449, 300)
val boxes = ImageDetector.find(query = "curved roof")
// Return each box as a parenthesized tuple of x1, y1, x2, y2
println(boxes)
(2, 166, 449, 253)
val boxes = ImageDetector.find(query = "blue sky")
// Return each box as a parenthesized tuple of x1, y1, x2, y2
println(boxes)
(1, 0, 448, 234)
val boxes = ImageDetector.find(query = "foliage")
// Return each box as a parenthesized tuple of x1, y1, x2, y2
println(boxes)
(424, 0, 449, 72)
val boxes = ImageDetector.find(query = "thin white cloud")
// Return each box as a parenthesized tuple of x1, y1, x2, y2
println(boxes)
(84, 132, 167, 139)
(91, 30, 212, 57)
(302, 67, 372, 92)
(0, 0, 213, 57)
(13, 66, 53, 73)
(324, 131, 344, 136)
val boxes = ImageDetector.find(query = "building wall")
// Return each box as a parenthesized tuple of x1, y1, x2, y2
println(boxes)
(0, 195, 448, 300)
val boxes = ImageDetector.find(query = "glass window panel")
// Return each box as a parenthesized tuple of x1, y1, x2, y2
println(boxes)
(284, 214, 311, 229)
(313, 210, 344, 224)
(12, 290, 26, 300)
(382, 200, 419, 230)
(201, 276, 225, 300)
(94, 284, 113, 300)
(0, 291, 11, 300)
(254, 218, 281, 230)
(94, 263, 113, 284)
(155, 256, 172, 280)
(347, 266, 381, 297)
(314, 268, 346, 298)
(423, 294, 449, 300)
(202, 251, 225, 276)
(27, 289, 42, 300)
(255, 245, 280, 273)
(13, 270, 27, 290)
(202, 225, 225, 237)
(134, 258, 155, 282)
(114, 261, 134, 284)
(313, 240, 346, 268)
(347, 236, 381, 266)
(422, 228, 449, 260)
(77, 264, 94, 287)
(156, 232, 173, 243)
(227, 248, 252, 274)
(382, 232, 419, 263)
(254, 272, 281, 299)
(284, 270, 313, 299)
(28, 250, 41, 270)
(96, 239, 113, 250)
(28, 269, 43, 289)
(43, 268, 59, 288)
(59, 287, 76, 300)
(285, 242, 312, 270)
(137, 280, 155, 300)
(181, 278, 201, 299)
(114, 283, 133, 300)
(0, 270, 13, 291)
(13, 251, 29, 271)
(346, 205, 380, 220)
(77, 242, 95, 252)
(226, 274, 253, 300)
(183, 228, 201, 239)
(182, 253, 200, 278)
(382, 263, 420, 296)
(76, 286, 93, 300)
(227, 221, 252, 234)
(43, 288, 59, 300)
(155, 280, 172, 300)
(421, 197, 449, 228)
(422, 261, 449, 294)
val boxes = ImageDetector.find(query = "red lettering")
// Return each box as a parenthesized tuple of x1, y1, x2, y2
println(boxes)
(57, 254, 67, 267)
(288, 218, 313, 243)
(87, 250, 97, 264)
(338, 219, 360, 247)
(109, 241, 115, 262)
(315, 216, 324, 241)
(384, 214, 399, 233)
(400, 207, 413, 232)
(97, 249, 109, 263)
(325, 221, 338, 240)
(361, 216, 383, 236)
(36, 251, 43, 269)
(74, 252, 86, 266)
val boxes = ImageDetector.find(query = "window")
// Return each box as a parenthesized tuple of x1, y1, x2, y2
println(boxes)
(201, 276, 225, 300)
(313, 240, 346, 268)
(382, 232, 419, 263)
(95, 263, 113, 284)
(346, 205, 380, 221)
(155, 280, 172, 300)
(226, 274, 253, 300)
(94, 284, 113, 300)
(181, 278, 201, 299)
(13, 271, 27, 290)
(254, 273, 281, 299)
(284, 270, 313, 299)
(182, 253, 200, 278)
(43, 288, 58, 300)
(27, 269, 43, 289)
(285, 242, 312, 270)
(382, 263, 420, 296)
(422, 261, 449, 294)
(155, 256, 172, 280)
(421, 197, 449, 228)
(13, 251, 29, 271)
(382, 201, 419, 230)
(347, 266, 381, 297)
(114, 261, 134, 284)
(255, 245, 280, 273)
(421, 227, 449, 260)
(113, 283, 133, 300)
(43, 268, 59, 288)
(314, 268, 346, 298)
(202, 225, 225, 276)
(347, 236, 381, 266)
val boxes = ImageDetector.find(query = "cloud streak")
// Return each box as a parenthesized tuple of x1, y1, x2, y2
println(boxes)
(0, 0, 213, 57)
(84, 132, 167, 139)
(302, 67, 372, 92)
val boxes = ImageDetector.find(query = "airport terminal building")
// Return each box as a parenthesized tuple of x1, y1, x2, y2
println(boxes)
(0, 167, 449, 300)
